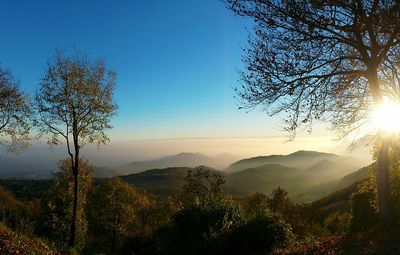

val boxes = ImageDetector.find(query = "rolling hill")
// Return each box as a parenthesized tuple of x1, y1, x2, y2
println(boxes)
(226, 150, 342, 173)
(0, 150, 371, 203)
(121, 165, 225, 196)
(118, 151, 369, 202)
(293, 164, 372, 202)
(302, 156, 364, 184)
(224, 164, 304, 196)
(90, 151, 372, 202)
(115, 152, 238, 175)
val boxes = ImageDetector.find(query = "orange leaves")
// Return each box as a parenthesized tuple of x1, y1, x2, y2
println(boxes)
(0, 225, 62, 255)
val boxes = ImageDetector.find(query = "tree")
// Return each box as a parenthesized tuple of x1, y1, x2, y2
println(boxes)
(34, 50, 117, 247)
(267, 187, 290, 215)
(87, 178, 153, 253)
(39, 159, 93, 250)
(0, 65, 31, 153)
(181, 167, 225, 203)
(225, 0, 400, 226)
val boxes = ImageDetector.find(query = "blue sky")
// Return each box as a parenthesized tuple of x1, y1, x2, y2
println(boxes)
(0, 0, 328, 141)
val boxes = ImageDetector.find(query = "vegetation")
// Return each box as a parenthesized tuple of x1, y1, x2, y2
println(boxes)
(34, 50, 118, 248)
(0, 65, 31, 153)
(1, 2, 400, 253)
(0, 223, 60, 255)
(224, 0, 400, 226)
(3, 157, 400, 254)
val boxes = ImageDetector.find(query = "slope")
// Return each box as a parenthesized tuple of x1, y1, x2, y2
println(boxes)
(121, 166, 225, 196)
(226, 150, 341, 173)
(0, 223, 61, 255)
(116, 152, 237, 175)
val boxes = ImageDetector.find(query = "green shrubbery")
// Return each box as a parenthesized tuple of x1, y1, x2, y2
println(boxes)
(154, 195, 292, 255)
(6, 164, 400, 254)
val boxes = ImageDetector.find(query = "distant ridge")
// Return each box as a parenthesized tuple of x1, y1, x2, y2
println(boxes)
(226, 150, 340, 173)
(114, 152, 238, 175)
(121, 166, 224, 196)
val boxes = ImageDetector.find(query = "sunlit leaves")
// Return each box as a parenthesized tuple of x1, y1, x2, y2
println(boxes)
(34, 50, 117, 149)
(0, 65, 31, 153)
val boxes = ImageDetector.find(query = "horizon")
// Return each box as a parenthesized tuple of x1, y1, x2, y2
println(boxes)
(0, 0, 359, 163)
(1, 2, 398, 253)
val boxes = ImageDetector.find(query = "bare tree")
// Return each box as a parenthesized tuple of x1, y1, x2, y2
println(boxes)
(0, 65, 31, 153)
(34, 50, 117, 247)
(224, 0, 400, 225)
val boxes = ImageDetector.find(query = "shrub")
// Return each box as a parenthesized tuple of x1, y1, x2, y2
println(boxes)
(155, 195, 244, 255)
(350, 190, 378, 232)
(231, 210, 293, 255)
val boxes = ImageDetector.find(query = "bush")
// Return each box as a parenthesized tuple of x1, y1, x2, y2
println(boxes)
(350, 190, 378, 232)
(155, 195, 244, 255)
(231, 210, 293, 255)
(323, 211, 351, 233)
(154, 195, 292, 255)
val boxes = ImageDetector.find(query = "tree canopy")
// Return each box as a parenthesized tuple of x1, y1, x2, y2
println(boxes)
(0, 65, 31, 153)
(225, 0, 400, 138)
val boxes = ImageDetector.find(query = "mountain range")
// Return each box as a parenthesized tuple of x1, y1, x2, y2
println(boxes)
(114, 152, 238, 176)
(117, 150, 369, 202)
(0, 150, 371, 203)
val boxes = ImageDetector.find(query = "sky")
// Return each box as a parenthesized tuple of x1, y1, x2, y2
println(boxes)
(0, 0, 342, 161)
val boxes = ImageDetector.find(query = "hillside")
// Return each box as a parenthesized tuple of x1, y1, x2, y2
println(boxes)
(0, 223, 60, 255)
(226, 150, 343, 173)
(121, 165, 225, 196)
(225, 164, 304, 196)
(0, 151, 368, 202)
(302, 157, 364, 183)
(115, 152, 238, 175)
(294, 165, 371, 202)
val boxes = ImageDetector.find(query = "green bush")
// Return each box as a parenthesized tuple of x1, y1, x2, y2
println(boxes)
(155, 195, 292, 255)
(155, 195, 244, 255)
(231, 210, 292, 255)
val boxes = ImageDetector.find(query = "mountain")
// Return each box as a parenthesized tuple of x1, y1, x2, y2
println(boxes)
(119, 158, 369, 202)
(302, 156, 364, 184)
(224, 164, 304, 196)
(293, 164, 372, 202)
(121, 166, 225, 196)
(0, 150, 371, 203)
(117, 150, 368, 201)
(330, 134, 373, 162)
(226, 150, 341, 173)
(115, 152, 238, 175)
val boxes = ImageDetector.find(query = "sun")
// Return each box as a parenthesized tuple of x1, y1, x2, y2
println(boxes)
(371, 99, 400, 133)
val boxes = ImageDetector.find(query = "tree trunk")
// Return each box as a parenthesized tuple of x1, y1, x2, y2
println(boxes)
(376, 139, 396, 226)
(368, 67, 396, 226)
(68, 148, 80, 248)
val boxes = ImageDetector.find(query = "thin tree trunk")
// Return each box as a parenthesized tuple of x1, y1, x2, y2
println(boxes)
(376, 139, 395, 226)
(69, 169, 79, 248)
(69, 147, 80, 248)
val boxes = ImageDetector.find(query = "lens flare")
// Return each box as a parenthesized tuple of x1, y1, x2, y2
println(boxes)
(371, 99, 400, 133)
